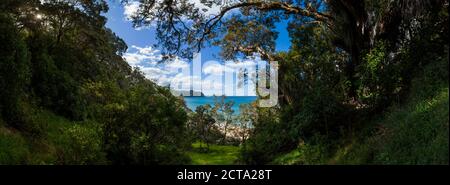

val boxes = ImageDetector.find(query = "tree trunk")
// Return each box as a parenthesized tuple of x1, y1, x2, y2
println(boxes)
(347, 46, 360, 99)
(222, 121, 229, 144)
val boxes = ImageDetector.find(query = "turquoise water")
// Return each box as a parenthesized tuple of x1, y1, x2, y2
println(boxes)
(183, 96, 257, 114)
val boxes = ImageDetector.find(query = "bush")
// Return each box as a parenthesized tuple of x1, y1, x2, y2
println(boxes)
(28, 36, 86, 120)
(357, 41, 403, 110)
(290, 87, 349, 141)
(272, 135, 332, 165)
(0, 126, 30, 164)
(129, 135, 191, 164)
(57, 123, 108, 164)
(240, 107, 288, 164)
(102, 84, 190, 164)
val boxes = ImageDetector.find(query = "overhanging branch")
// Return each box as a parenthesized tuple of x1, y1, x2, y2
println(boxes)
(196, 1, 332, 52)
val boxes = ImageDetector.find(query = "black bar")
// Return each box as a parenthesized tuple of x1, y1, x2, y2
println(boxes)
(0, 165, 448, 184)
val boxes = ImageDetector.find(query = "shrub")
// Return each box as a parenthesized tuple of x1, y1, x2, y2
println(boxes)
(57, 123, 108, 164)
(272, 134, 332, 165)
(357, 41, 403, 110)
(290, 87, 349, 141)
(102, 84, 190, 164)
(0, 126, 30, 164)
(240, 107, 287, 164)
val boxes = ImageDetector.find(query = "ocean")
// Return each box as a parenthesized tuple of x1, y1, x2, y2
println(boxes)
(183, 96, 257, 114)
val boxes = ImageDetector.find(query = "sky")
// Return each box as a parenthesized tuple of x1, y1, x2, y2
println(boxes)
(103, 0, 291, 96)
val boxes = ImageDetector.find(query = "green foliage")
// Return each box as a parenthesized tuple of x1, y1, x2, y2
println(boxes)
(290, 88, 349, 140)
(0, 1, 190, 165)
(357, 41, 403, 110)
(57, 123, 107, 165)
(0, 125, 30, 164)
(240, 107, 286, 164)
(0, 13, 34, 133)
(1, 0, 448, 165)
(374, 89, 448, 164)
(308, 51, 449, 165)
(370, 56, 449, 164)
(188, 104, 220, 150)
(283, 23, 349, 141)
(1, 111, 103, 165)
(237, 103, 256, 143)
(102, 84, 190, 164)
(244, 0, 448, 165)
(210, 96, 235, 144)
(272, 135, 331, 165)
(29, 37, 86, 120)
(242, 23, 349, 164)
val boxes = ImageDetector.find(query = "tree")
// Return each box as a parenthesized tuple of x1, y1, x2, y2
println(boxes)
(123, 0, 356, 99)
(238, 103, 256, 144)
(0, 13, 32, 132)
(211, 95, 235, 144)
(222, 100, 235, 143)
(192, 104, 216, 150)
(1, 0, 192, 164)
(124, 0, 330, 59)
(127, 0, 447, 102)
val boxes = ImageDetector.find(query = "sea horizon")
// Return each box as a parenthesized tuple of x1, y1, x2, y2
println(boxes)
(183, 96, 257, 114)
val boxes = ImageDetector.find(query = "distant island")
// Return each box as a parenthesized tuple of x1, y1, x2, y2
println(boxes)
(171, 89, 205, 97)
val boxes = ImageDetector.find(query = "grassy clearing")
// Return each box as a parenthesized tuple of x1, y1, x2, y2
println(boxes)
(187, 142, 240, 165)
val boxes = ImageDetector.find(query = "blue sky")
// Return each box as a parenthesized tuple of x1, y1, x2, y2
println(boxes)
(103, 0, 291, 96)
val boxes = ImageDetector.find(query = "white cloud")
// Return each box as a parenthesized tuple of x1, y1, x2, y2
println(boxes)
(131, 45, 160, 55)
(140, 66, 171, 76)
(123, 53, 149, 65)
(226, 60, 258, 69)
(123, 45, 161, 66)
(165, 57, 189, 69)
(192, 0, 221, 17)
(122, 44, 261, 96)
(203, 63, 234, 74)
(123, 1, 140, 21)
(170, 74, 224, 94)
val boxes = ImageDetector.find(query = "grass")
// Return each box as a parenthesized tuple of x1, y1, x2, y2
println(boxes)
(187, 142, 240, 165)
(336, 57, 449, 165)
(372, 87, 448, 164)
(273, 86, 449, 165)
(333, 87, 449, 164)
(0, 110, 72, 164)
(272, 150, 302, 165)
(0, 123, 30, 164)
(0, 110, 104, 164)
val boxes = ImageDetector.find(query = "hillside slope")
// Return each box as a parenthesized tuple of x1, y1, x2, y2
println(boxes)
(273, 57, 449, 165)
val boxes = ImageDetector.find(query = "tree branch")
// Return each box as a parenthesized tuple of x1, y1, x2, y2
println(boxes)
(236, 45, 277, 62)
(197, 1, 332, 52)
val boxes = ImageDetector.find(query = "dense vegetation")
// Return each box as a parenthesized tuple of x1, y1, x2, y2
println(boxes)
(1, 0, 190, 164)
(238, 1, 448, 164)
(238, 1, 449, 164)
(1, 0, 448, 165)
